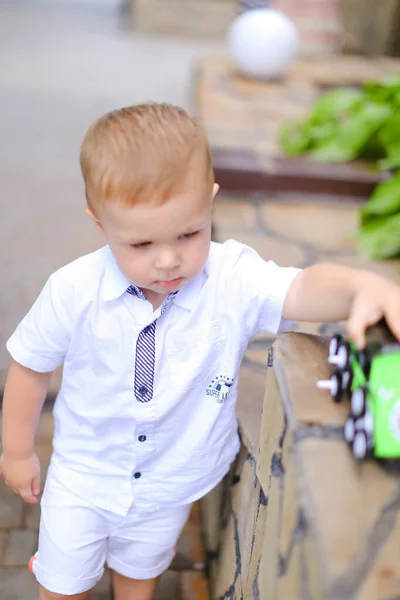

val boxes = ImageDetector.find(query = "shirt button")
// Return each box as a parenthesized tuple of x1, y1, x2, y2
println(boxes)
(134, 472, 141, 479)
(138, 435, 147, 442)
(139, 385, 148, 396)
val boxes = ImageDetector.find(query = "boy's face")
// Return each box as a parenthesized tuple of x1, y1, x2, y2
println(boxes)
(88, 182, 219, 304)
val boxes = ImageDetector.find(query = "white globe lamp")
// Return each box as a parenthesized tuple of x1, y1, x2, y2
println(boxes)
(228, 9, 299, 80)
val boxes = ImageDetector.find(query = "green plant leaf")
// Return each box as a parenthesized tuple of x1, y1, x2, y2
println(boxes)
(356, 213, 400, 259)
(308, 88, 363, 123)
(361, 173, 400, 220)
(279, 122, 311, 155)
(378, 115, 400, 149)
(311, 102, 391, 163)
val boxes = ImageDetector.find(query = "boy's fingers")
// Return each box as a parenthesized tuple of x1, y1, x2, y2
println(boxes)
(385, 307, 400, 342)
(346, 316, 366, 349)
(32, 474, 41, 496)
(20, 486, 38, 504)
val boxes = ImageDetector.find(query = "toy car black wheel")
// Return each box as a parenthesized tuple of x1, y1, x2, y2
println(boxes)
(352, 430, 368, 460)
(329, 334, 343, 359)
(358, 349, 372, 378)
(335, 341, 351, 370)
(330, 371, 343, 403)
(351, 387, 367, 418)
(344, 417, 355, 443)
(341, 370, 353, 395)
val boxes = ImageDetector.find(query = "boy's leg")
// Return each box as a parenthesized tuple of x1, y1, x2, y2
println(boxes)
(39, 587, 91, 600)
(112, 572, 159, 600)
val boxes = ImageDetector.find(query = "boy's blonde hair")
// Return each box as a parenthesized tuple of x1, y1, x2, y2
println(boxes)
(80, 103, 214, 213)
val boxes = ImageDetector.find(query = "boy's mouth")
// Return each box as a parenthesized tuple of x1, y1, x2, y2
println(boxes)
(154, 277, 184, 289)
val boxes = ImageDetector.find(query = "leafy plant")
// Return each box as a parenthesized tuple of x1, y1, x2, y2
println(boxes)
(279, 74, 400, 260)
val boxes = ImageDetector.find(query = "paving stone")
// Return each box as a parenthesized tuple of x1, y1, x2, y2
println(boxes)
(23, 502, 41, 530)
(154, 570, 182, 600)
(36, 413, 54, 443)
(0, 568, 38, 600)
(213, 198, 257, 233)
(216, 231, 307, 268)
(0, 477, 17, 498)
(4, 529, 38, 567)
(0, 531, 9, 562)
(181, 571, 209, 600)
(0, 496, 24, 529)
(93, 568, 112, 600)
(260, 199, 360, 252)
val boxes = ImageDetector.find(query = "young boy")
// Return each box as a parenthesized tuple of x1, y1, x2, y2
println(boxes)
(1, 103, 400, 600)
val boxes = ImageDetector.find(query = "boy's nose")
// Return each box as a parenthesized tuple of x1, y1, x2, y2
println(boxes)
(155, 250, 180, 271)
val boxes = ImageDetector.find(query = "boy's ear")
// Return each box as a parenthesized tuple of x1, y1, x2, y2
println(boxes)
(85, 207, 103, 232)
(212, 183, 220, 199)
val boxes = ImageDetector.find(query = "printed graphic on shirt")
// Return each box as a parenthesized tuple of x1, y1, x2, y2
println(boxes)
(206, 376, 235, 404)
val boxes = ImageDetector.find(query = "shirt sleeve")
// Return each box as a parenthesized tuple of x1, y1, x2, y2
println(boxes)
(6, 273, 73, 372)
(224, 241, 301, 336)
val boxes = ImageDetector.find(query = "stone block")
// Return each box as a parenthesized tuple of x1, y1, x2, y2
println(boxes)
(296, 439, 399, 589)
(260, 200, 359, 253)
(273, 332, 349, 427)
(3, 529, 38, 566)
(213, 199, 257, 233)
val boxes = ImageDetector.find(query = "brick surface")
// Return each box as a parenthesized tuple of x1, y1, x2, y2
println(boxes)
(181, 571, 210, 600)
(0, 497, 24, 530)
(23, 503, 41, 531)
(0, 568, 38, 600)
(154, 570, 182, 600)
(0, 531, 9, 563)
(3, 530, 38, 567)
(92, 569, 113, 600)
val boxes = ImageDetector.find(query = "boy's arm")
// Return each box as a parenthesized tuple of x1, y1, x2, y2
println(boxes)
(282, 264, 400, 348)
(0, 360, 53, 503)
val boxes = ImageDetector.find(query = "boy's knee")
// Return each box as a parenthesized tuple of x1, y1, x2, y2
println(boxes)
(39, 587, 91, 600)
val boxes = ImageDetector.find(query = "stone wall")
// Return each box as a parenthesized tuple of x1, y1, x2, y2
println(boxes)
(202, 332, 400, 599)
(128, 0, 342, 55)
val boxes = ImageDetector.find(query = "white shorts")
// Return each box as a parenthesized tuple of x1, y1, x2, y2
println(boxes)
(30, 472, 192, 596)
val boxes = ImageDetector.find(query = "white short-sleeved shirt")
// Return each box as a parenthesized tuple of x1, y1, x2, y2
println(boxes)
(7, 240, 300, 516)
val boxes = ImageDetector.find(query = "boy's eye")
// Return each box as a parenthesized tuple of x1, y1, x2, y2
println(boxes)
(131, 242, 152, 248)
(181, 231, 199, 239)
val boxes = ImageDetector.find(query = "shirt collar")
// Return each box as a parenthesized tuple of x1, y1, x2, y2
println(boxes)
(101, 246, 132, 302)
(101, 243, 213, 307)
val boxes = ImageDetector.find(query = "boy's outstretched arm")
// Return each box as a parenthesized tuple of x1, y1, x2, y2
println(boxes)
(282, 264, 400, 348)
(0, 361, 53, 503)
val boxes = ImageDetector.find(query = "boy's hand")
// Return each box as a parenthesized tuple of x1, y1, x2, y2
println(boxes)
(347, 274, 400, 349)
(0, 453, 41, 504)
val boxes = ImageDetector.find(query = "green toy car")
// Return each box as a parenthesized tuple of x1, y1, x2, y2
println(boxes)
(317, 333, 400, 460)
